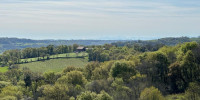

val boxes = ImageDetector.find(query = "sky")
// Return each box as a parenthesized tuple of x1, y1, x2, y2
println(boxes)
(0, 0, 200, 40)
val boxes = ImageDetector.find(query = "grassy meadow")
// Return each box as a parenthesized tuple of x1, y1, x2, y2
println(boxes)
(0, 52, 88, 73)
(19, 58, 88, 73)
(0, 66, 9, 73)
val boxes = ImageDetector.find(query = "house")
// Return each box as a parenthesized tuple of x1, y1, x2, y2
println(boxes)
(76, 46, 86, 52)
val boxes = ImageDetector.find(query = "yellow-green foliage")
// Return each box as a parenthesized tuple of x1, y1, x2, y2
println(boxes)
(0, 85, 23, 100)
(130, 73, 146, 80)
(177, 42, 198, 61)
(95, 91, 113, 100)
(77, 91, 97, 100)
(0, 96, 17, 100)
(84, 62, 100, 80)
(91, 61, 114, 80)
(43, 72, 57, 84)
(111, 61, 137, 82)
(76, 91, 113, 100)
(19, 58, 88, 73)
(111, 78, 133, 100)
(140, 86, 165, 100)
(41, 84, 69, 100)
(0, 66, 9, 73)
(62, 66, 77, 74)
(184, 82, 200, 100)
(57, 71, 87, 86)
(165, 94, 185, 100)
(0, 81, 11, 91)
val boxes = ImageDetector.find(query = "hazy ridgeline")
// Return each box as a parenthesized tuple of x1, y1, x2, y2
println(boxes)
(0, 37, 128, 53)
(1, 36, 200, 53)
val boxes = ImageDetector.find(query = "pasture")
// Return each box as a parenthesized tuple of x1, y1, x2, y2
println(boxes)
(0, 66, 9, 73)
(19, 58, 88, 73)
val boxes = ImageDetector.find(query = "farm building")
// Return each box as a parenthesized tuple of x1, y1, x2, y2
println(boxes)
(76, 46, 86, 52)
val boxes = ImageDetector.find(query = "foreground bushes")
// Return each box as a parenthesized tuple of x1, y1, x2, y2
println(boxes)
(140, 86, 165, 100)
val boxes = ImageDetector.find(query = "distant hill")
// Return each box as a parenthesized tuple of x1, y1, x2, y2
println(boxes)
(0, 37, 200, 53)
(112, 37, 200, 47)
(0, 37, 127, 53)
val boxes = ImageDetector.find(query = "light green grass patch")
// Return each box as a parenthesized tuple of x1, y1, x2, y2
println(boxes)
(0, 66, 9, 73)
(165, 94, 185, 100)
(19, 58, 88, 73)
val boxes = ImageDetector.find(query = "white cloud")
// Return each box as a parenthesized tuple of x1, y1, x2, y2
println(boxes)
(1, 0, 199, 19)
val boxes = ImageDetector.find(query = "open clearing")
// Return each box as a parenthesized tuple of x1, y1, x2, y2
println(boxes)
(19, 58, 88, 73)
(0, 66, 9, 73)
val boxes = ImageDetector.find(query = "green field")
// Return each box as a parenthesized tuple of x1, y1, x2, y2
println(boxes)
(19, 58, 88, 73)
(20, 52, 88, 63)
(0, 66, 9, 73)
(165, 94, 185, 100)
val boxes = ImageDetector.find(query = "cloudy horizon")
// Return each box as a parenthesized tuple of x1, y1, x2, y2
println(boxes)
(0, 0, 200, 40)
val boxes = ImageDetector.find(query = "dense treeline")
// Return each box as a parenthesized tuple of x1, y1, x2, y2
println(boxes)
(0, 42, 200, 100)
(112, 37, 191, 46)
(111, 37, 200, 52)
(87, 43, 164, 62)
(1, 36, 200, 53)
(0, 44, 80, 66)
(88, 44, 136, 62)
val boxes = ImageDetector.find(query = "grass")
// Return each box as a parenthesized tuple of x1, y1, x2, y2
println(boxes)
(19, 58, 88, 73)
(165, 94, 185, 100)
(0, 66, 9, 73)
(20, 52, 88, 63)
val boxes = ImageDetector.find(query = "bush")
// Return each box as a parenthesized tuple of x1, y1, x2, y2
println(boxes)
(111, 61, 137, 82)
(139, 86, 165, 100)
(42, 84, 69, 100)
(57, 71, 87, 86)
(77, 91, 113, 100)
(0, 86, 23, 100)
(184, 82, 200, 100)
(77, 91, 97, 100)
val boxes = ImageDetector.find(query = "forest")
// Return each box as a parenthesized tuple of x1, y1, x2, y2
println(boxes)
(0, 39, 200, 100)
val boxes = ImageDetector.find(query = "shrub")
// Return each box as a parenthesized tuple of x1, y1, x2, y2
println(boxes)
(139, 86, 165, 100)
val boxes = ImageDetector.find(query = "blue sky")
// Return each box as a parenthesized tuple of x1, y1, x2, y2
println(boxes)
(0, 0, 200, 40)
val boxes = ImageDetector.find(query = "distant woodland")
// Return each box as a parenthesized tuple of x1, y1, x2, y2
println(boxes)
(0, 37, 200, 53)
(0, 37, 127, 53)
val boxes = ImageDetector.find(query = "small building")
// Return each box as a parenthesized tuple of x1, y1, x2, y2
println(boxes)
(76, 46, 86, 52)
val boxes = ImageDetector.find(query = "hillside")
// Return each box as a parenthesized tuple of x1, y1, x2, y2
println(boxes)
(112, 37, 200, 47)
